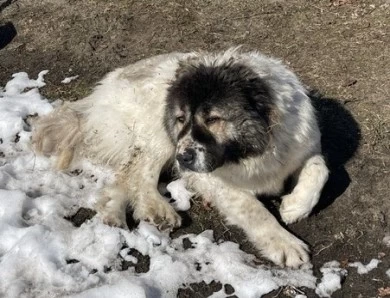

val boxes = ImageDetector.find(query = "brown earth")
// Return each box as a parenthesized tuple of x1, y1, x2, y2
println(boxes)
(1, 0, 389, 297)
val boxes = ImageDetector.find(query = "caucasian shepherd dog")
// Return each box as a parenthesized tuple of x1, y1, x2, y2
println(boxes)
(32, 48, 329, 268)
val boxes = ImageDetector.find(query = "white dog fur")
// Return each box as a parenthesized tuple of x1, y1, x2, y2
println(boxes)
(32, 48, 329, 268)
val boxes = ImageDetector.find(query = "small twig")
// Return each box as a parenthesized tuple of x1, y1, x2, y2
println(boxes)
(356, 230, 364, 240)
(219, 220, 232, 238)
(314, 242, 334, 256)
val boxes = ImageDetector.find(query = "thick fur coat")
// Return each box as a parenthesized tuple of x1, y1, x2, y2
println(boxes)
(32, 49, 329, 268)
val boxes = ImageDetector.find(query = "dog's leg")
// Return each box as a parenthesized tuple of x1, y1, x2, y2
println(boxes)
(96, 156, 181, 231)
(95, 185, 128, 228)
(218, 191, 309, 268)
(280, 154, 329, 224)
(187, 175, 309, 268)
(131, 182, 182, 231)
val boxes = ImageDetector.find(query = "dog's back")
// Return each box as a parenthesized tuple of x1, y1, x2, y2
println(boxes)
(31, 53, 190, 170)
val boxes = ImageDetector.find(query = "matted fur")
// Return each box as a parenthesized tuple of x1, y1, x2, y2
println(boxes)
(32, 49, 329, 268)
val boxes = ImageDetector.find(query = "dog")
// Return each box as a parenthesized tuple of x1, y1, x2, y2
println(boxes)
(32, 48, 329, 268)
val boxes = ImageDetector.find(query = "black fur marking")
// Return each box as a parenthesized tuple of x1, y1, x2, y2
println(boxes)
(224, 140, 244, 163)
(164, 59, 275, 171)
(177, 122, 191, 140)
(191, 123, 216, 144)
(169, 62, 273, 116)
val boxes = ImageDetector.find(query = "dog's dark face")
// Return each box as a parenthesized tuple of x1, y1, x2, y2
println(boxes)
(164, 60, 275, 173)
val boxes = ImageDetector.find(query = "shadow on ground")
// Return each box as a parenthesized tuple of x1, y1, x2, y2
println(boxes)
(309, 91, 361, 214)
(0, 22, 17, 49)
(257, 91, 361, 223)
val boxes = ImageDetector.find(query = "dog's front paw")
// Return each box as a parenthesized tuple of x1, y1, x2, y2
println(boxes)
(134, 199, 182, 231)
(280, 193, 314, 224)
(99, 212, 127, 228)
(96, 202, 127, 228)
(256, 228, 310, 268)
(95, 188, 127, 228)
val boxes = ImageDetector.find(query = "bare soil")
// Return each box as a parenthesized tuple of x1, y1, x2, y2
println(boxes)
(1, 0, 389, 297)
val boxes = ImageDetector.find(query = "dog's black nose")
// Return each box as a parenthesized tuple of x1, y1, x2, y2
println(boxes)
(177, 149, 196, 167)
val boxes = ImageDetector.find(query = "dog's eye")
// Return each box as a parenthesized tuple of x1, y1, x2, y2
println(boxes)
(205, 116, 220, 125)
(176, 116, 185, 123)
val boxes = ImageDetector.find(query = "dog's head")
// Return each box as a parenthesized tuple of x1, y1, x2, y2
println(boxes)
(164, 59, 275, 173)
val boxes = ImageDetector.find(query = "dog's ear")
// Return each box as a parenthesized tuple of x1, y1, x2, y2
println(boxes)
(242, 76, 272, 113)
(175, 58, 200, 81)
(242, 75, 280, 132)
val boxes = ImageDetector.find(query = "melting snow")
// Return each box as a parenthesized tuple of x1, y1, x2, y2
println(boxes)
(315, 261, 347, 298)
(348, 259, 381, 275)
(61, 75, 79, 84)
(166, 179, 193, 211)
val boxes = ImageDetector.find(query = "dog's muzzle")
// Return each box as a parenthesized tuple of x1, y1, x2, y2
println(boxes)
(176, 148, 196, 169)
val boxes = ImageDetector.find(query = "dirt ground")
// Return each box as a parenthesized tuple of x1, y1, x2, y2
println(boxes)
(1, 0, 389, 297)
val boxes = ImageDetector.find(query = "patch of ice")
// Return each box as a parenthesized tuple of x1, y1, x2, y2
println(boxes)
(315, 261, 347, 298)
(348, 259, 381, 274)
(61, 75, 79, 84)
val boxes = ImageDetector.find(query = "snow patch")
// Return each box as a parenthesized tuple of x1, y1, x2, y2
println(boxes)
(315, 261, 347, 298)
(119, 247, 138, 263)
(1, 70, 48, 96)
(0, 71, 52, 142)
(71, 279, 151, 298)
(348, 259, 381, 274)
(61, 75, 79, 84)
(166, 179, 193, 211)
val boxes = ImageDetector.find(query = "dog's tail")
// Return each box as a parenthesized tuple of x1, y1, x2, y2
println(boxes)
(31, 104, 82, 170)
